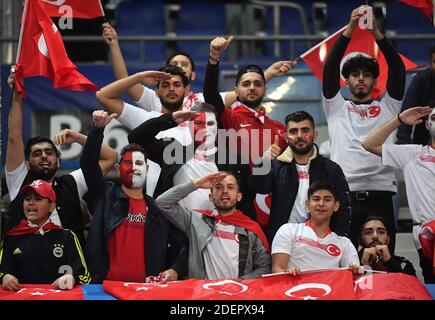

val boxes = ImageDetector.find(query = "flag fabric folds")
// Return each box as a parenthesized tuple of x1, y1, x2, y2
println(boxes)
(0, 284, 84, 300)
(39, 0, 104, 19)
(419, 221, 435, 275)
(398, 0, 434, 21)
(301, 25, 418, 99)
(103, 270, 433, 300)
(15, 0, 98, 97)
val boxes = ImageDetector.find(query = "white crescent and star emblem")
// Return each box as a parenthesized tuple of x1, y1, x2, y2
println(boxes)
(123, 282, 168, 291)
(41, 0, 67, 6)
(203, 279, 248, 295)
(285, 283, 332, 300)
(37, 24, 59, 59)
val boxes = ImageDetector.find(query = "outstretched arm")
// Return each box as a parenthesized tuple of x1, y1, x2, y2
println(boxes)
(362, 106, 432, 156)
(102, 22, 144, 102)
(203, 36, 234, 117)
(54, 126, 117, 176)
(6, 70, 24, 172)
(96, 71, 171, 116)
(323, 7, 364, 98)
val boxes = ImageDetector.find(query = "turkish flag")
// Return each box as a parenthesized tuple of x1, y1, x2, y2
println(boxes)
(103, 270, 356, 300)
(419, 220, 435, 275)
(39, 0, 104, 19)
(399, 0, 434, 21)
(355, 273, 432, 300)
(301, 25, 418, 99)
(0, 284, 84, 300)
(15, 0, 98, 97)
(253, 193, 272, 228)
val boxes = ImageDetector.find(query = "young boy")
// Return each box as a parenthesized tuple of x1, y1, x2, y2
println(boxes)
(271, 181, 361, 275)
(0, 180, 90, 291)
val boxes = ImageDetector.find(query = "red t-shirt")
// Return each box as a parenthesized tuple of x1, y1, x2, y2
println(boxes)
(220, 105, 287, 166)
(106, 197, 148, 282)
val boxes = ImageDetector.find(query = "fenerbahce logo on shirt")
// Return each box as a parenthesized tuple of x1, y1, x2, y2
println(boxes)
(53, 244, 64, 258)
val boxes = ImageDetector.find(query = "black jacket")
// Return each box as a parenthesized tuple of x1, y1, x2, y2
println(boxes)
(0, 228, 90, 284)
(5, 174, 85, 247)
(83, 126, 188, 283)
(358, 249, 416, 276)
(250, 145, 352, 244)
(84, 182, 188, 283)
(128, 112, 256, 219)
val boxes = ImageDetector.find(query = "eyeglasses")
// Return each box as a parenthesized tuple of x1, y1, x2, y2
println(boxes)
(170, 61, 191, 69)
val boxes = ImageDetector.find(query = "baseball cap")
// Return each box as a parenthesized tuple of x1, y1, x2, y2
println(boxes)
(235, 64, 265, 85)
(20, 179, 56, 203)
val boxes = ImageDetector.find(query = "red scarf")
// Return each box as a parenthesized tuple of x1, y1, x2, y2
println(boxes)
(6, 219, 63, 236)
(195, 209, 270, 253)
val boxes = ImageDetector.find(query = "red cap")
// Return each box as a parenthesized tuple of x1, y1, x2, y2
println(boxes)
(19, 180, 56, 203)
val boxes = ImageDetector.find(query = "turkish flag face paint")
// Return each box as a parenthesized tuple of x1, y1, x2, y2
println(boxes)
(428, 108, 435, 138)
(119, 151, 147, 189)
(191, 112, 218, 150)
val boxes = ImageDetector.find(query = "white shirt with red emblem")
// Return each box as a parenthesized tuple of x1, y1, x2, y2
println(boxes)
(288, 164, 310, 223)
(135, 86, 228, 113)
(322, 92, 401, 192)
(203, 222, 240, 279)
(382, 144, 435, 248)
(272, 221, 359, 270)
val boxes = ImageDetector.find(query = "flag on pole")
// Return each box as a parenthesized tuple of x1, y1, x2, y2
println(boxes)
(39, 0, 105, 19)
(300, 25, 418, 99)
(398, 0, 434, 21)
(15, 0, 98, 97)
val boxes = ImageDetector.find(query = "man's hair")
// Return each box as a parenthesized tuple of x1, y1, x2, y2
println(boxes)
(235, 64, 266, 85)
(341, 54, 380, 79)
(191, 102, 219, 120)
(430, 45, 435, 61)
(25, 136, 60, 160)
(307, 180, 338, 200)
(360, 215, 390, 235)
(119, 143, 147, 163)
(157, 64, 189, 88)
(211, 171, 242, 192)
(285, 110, 315, 128)
(166, 51, 195, 72)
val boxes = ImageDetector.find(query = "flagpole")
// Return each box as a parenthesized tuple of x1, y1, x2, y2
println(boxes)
(298, 25, 347, 60)
(16, 0, 29, 64)
(97, 0, 106, 17)
(261, 266, 387, 278)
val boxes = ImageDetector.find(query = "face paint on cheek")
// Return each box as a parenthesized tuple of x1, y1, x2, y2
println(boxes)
(119, 152, 133, 188)
(193, 112, 207, 146)
(428, 109, 435, 138)
(131, 151, 146, 189)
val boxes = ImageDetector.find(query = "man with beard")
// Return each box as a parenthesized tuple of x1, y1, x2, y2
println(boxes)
(203, 36, 295, 166)
(155, 172, 270, 279)
(4, 71, 117, 246)
(358, 215, 416, 276)
(322, 6, 406, 251)
(250, 111, 351, 244)
(101, 22, 294, 113)
(97, 65, 191, 196)
(128, 103, 253, 218)
(362, 105, 435, 283)
(84, 111, 187, 284)
(396, 45, 435, 145)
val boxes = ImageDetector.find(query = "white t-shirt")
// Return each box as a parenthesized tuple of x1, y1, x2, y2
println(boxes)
(288, 164, 310, 223)
(382, 144, 435, 248)
(173, 154, 218, 210)
(322, 92, 401, 192)
(203, 222, 240, 280)
(135, 86, 228, 112)
(117, 101, 192, 196)
(5, 161, 88, 226)
(272, 221, 359, 270)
